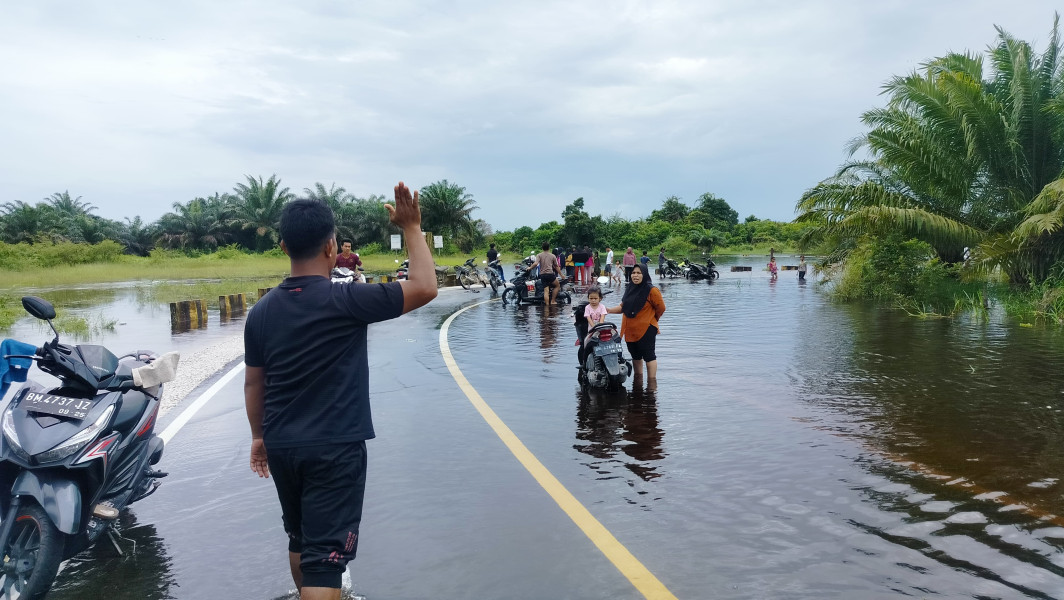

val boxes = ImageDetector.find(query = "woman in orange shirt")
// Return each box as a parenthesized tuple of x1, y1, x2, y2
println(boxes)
(606, 263, 665, 380)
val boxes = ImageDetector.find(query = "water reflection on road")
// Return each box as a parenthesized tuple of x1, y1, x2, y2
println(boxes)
(18, 259, 1064, 598)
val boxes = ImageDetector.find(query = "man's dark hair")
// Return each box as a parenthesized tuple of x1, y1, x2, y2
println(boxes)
(541, 242, 550, 251)
(280, 200, 335, 261)
(490, 243, 496, 249)
(341, 239, 353, 246)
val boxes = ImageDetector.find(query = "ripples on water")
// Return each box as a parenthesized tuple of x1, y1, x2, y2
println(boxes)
(456, 256, 1064, 597)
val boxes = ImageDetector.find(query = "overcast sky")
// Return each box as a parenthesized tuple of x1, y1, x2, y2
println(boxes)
(0, 2, 1058, 232)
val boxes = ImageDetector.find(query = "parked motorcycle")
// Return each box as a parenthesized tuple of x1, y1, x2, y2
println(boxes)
(454, 257, 488, 291)
(661, 258, 684, 279)
(0, 296, 178, 600)
(684, 259, 710, 279)
(572, 285, 631, 389)
(502, 264, 572, 306)
(396, 260, 451, 287)
(485, 259, 504, 293)
(704, 257, 720, 280)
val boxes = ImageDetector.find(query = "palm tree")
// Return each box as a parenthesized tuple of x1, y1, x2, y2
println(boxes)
(46, 191, 96, 218)
(157, 198, 232, 251)
(795, 16, 1064, 283)
(231, 175, 294, 251)
(119, 216, 158, 256)
(303, 182, 354, 212)
(334, 195, 393, 248)
(418, 180, 478, 244)
(0, 201, 50, 244)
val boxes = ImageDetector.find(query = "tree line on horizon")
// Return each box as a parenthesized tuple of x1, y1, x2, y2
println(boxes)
(0, 177, 806, 260)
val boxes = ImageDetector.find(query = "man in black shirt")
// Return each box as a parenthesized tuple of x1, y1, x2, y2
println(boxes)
(486, 242, 504, 282)
(244, 182, 437, 600)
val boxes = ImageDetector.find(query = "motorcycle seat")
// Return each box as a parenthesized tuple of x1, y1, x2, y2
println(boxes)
(113, 391, 150, 434)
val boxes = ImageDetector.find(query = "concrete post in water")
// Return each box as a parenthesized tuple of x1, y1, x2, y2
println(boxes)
(730, 266, 752, 272)
(219, 293, 248, 321)
(170, 299, 208, 332)
(781, 265, 799, 271)
(258, 288, 272, 299)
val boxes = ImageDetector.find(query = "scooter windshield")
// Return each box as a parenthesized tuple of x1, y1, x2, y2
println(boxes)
(74, 345, 119, 380)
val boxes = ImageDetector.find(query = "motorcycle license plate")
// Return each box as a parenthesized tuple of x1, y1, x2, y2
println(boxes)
(21, 392, 97, 420)
(594, 342, 622, 356)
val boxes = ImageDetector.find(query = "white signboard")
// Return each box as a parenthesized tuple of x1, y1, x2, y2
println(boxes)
(390, 234, 402, 250)
(434, 236, 443, 249)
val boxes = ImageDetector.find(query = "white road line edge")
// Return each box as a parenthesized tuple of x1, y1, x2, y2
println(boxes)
(159, 361, 246, 445)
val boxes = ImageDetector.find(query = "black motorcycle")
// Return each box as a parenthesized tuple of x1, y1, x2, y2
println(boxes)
(502, 264, 572, 306)
(572, 289, 630, 389)
(0, 297, 177, 600)
(704, 258, 720, 280)
(485, 259, 504, 293)
(684, 259, 710, 279)
(661, 258, 684, 279)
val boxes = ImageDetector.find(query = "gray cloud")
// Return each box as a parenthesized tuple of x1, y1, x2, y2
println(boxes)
(0, 0, 1058, 231)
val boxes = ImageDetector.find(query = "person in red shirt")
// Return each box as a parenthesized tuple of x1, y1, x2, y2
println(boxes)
(335, 240, 362, 270)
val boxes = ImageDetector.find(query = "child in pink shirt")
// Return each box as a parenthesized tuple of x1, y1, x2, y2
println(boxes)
(584, 286, 608, 324)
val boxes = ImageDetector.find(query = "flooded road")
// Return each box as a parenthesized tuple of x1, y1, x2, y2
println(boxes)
(17, 257, 1064, 598)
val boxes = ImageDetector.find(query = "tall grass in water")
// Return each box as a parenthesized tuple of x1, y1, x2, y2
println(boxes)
(997, 278, 1064, 324)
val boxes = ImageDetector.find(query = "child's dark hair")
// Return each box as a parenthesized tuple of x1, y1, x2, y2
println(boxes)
(586, 285, 603, 299)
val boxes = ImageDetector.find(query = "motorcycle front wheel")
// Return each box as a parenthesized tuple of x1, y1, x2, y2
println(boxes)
(709, 270, 719, 280)
(0, 501, 64, 600)
(502, 288, 518, 305)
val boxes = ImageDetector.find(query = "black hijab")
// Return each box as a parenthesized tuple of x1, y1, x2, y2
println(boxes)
(621, 263, 654, 318)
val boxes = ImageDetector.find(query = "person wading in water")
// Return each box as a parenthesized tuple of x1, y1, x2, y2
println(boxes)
(606, 263, 666, 380)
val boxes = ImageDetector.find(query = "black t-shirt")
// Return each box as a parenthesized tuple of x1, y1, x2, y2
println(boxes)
(244, 275, 405, 449)
(486, 248, 498, 262)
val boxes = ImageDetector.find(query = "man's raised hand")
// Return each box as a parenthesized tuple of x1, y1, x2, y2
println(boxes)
(387, 181, 422, 230)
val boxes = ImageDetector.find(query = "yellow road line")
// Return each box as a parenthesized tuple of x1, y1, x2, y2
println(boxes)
(439, 301, 678, 600)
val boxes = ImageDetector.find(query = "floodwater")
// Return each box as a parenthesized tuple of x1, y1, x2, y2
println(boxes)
(9, 257, 1064, 599)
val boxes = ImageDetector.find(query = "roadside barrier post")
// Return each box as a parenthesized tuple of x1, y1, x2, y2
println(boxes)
(170, 299, 208, 332)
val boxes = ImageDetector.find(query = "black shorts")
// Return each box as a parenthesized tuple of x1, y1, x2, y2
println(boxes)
(626, 325, 658, 362)
(604, 264, 612, 274)
(539, 273, 557, 285)
(267, 441, 368, 589)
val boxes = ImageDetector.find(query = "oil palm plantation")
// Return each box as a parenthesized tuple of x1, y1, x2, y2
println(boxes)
(796, 16, 1064, 283)
(157, 196, 232, 251)
(231, 175, 294, 251)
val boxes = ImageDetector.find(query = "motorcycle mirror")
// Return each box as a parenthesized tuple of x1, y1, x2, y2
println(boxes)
(22, 296, 56, 321)
(22, 296, 60, 342)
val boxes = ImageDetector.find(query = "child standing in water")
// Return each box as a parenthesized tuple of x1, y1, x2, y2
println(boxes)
(584, 286, 608, 325)
(768, 256, 778, 280)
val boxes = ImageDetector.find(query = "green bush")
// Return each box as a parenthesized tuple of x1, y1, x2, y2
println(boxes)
(0, 241, 125, 270)
(212, 245, 248, 260)
(831, 234, 982, 315)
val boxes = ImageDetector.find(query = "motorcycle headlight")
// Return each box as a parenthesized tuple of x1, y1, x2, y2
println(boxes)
(2, 409, 30, 462)
(35, 405, 114, 464)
